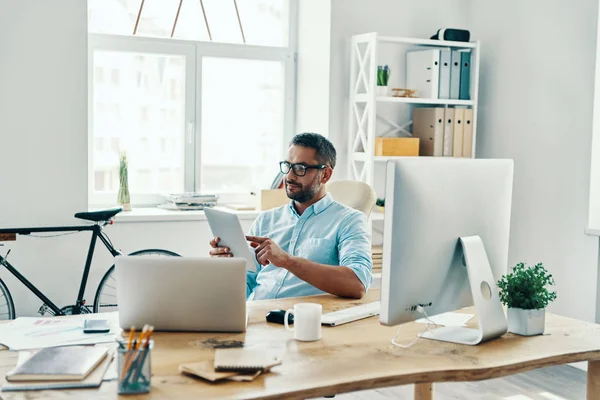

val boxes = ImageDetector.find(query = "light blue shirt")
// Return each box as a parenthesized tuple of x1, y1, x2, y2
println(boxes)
(246, 193, 372, 300)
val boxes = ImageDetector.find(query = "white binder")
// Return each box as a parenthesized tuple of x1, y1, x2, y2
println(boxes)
(438, 49, 452, 99)
(450, 50, 462, 99)
(407, 49, 441, 99)
(453, 108, 466, 157)
(443, 108, 455, 157)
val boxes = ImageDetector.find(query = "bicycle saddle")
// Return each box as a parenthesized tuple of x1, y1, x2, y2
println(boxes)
(74, 207, 123, 222)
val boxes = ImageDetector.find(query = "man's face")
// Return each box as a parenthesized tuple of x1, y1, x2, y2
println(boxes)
(283, 145, 326, 203)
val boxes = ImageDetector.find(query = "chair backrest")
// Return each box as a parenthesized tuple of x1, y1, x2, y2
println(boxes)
(327, 180, 377, 217)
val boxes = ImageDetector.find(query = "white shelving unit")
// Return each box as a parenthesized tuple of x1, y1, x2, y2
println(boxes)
(347, 33, 480, 185)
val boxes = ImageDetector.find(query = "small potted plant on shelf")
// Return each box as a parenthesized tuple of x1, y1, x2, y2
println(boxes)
(117, 151, 132, 211)
(497, 262, 557, 336)
(376, 65, 390, 96)
(376, 198, 385, 213)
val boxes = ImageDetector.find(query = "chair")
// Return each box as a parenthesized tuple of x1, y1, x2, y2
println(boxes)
(327, 180, 377, 218)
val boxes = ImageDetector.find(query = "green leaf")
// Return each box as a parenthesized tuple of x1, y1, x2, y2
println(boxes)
(496, 262, 557, 309)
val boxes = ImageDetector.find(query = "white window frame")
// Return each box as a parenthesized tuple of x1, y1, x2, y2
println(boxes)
(88, 1, 297, 207)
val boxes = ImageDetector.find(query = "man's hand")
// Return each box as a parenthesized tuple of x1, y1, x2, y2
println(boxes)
(246, 236, 291, 267)
(208, 237, 232, 257)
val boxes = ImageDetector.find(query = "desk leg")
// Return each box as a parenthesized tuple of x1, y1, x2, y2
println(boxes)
(415, 383, 432, 400)
(588, 360, 600, 399)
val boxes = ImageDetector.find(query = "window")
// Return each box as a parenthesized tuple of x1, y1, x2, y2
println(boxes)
(88, 0, 290, 47)
(200, 57, 284, 193)
(88, 1, 295, 206)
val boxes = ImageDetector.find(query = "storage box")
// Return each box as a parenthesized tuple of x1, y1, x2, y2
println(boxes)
(260, 189, 289, 210)
(374, 138, 419, 156)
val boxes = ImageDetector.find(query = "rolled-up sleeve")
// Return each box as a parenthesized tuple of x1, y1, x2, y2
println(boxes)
(338, 212, 373, 291)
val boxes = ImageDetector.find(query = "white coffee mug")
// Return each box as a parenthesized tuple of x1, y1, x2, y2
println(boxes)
(284, 303, 322, 341)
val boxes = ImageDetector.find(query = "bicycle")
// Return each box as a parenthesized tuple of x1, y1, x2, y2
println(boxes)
(0, 207, 180, 319)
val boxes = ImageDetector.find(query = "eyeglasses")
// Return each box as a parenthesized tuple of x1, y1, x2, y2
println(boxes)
(279, 161, 326, 177)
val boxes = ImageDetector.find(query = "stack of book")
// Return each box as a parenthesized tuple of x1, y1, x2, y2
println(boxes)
(158, 193, 218, 211)
(3, 345, 114, 392)
(372, 245, 383, 271)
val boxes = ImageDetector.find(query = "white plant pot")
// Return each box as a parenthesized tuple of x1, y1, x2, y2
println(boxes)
(376, 85, 388, 96)
(507, 307, 545, 336)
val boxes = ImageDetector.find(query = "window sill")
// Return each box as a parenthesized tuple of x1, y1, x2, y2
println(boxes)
(109, 207, 260, 223)
(586, 227, 600, 237)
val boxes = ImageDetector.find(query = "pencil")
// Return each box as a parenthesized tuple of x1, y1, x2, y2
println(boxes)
(122, 325, 149, 382)
(126, 326, 135, 350)
(132, 325, 154, 383)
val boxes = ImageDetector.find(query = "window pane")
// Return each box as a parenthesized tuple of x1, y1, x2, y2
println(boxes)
(88, 0, 289, 47)
(88, 0, 142, 35)
(236, 0, 289, 47)
(172, 0, 210, 42)
(135, 0, 180, 38)
(92, 50, 187, 195)
(201, 58, 284, 194)
(201, 0, 242, 44)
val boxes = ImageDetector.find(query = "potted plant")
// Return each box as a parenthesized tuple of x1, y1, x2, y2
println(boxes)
(376, 198, 385, 213)
(497, 262, 557, 336)
(376, 65, 390, 96)
(117, 152, 132, 211)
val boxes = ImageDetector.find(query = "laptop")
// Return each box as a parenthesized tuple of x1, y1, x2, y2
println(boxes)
(115, 256, 247, 332)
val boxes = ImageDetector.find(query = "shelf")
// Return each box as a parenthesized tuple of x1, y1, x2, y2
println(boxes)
(371, 212, 384, 221)
(354, 94, 473, 106)
(352, 152, 418, 162)
(377, 36, 476, 49)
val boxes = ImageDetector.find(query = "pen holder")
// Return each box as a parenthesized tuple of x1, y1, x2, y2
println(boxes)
(117, 339, 153, 394)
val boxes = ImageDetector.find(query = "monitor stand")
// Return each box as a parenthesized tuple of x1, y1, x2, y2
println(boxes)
(419, 235, 508, 345)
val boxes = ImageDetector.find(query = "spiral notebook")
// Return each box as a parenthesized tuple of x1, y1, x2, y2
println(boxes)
(213, 348, 282, 373)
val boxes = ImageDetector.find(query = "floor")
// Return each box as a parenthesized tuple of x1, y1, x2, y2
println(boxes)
(334, 365, 586, 400)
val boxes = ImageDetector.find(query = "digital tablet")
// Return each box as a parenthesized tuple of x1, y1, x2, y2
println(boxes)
(204, 208, 257, 272)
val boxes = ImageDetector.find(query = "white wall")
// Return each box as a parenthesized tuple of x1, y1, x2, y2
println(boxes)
(0, 0, 90, 316)
(296, 0, 332, 135)
(329, 0, 471, 181)
(588, 2, 600, 232)
(469, 0, 600, 322)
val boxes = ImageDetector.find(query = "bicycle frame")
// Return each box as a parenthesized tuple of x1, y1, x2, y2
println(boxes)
(0, 223, 122, 315)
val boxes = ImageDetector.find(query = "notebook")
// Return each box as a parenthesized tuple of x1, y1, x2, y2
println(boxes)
(6, 346, 108, 381)
(213, 348, 282, 373)
(1, 349, 114, 392)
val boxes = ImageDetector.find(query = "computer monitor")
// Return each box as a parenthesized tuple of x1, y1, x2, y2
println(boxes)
(380, 158, 513, 345)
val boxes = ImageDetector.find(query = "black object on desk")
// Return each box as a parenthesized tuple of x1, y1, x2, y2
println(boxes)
(266, 309, 293, 325)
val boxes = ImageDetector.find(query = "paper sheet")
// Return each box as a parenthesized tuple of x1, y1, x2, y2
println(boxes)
(0, 312, 121, 350)
(415, 312, 474, 327)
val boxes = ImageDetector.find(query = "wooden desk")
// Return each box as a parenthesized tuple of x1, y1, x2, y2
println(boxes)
(1, 290, 600, 399)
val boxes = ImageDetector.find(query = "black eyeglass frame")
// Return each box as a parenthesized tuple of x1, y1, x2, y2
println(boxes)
(279, 161, 327, 177)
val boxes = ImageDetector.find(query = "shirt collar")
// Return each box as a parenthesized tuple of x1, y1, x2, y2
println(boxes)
(288, 193, 333, 217)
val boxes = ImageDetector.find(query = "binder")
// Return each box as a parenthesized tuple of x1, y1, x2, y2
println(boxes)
(462, 108, 474, 157)
(412, 107, 445, 156)
(407, 50, 441, 99)
(459, 51, 471, 100)
(442, 108, 455, 157)
(453, 108, 465, 157)
(450, 50, 461, 99)
(438, 49, 451, 99)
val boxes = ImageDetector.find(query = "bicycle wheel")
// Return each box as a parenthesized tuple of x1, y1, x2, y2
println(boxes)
(0, 278, 16, 320)
(93, 249, 180, 313)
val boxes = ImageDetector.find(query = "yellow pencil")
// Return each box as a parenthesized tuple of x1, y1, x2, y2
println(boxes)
(135, 325, 149, 350)
(126, 326, 135, 350)
(121, 325, 146, 381)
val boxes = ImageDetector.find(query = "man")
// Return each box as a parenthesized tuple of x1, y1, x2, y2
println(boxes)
(209, 133, 372, 300)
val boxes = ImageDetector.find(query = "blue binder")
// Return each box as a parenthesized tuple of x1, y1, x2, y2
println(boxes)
(459, 51, 471, 100)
